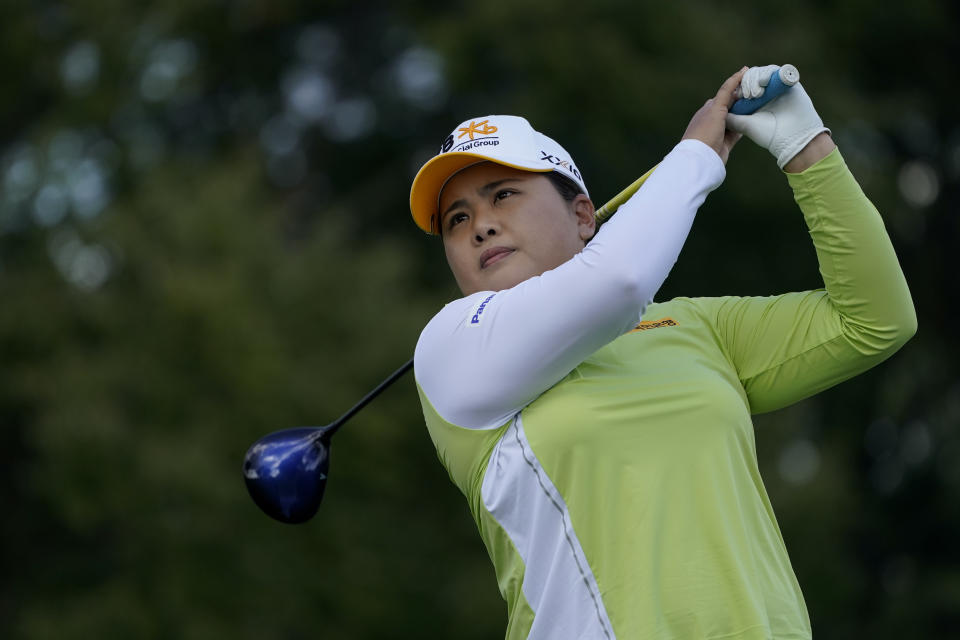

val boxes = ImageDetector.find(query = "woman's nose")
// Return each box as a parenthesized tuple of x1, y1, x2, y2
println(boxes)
(472, 209, 500, 242)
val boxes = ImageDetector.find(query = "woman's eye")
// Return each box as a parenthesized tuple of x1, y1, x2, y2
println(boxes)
(448, 212, 468, 229)
(494, 189, 515, 202)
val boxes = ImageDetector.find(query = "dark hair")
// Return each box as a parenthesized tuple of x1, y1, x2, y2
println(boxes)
(545, 171, 583, 202)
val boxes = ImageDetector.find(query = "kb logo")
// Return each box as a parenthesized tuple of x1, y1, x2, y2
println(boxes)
(440, 119, 500, 153)
(458, 119, 498, 140)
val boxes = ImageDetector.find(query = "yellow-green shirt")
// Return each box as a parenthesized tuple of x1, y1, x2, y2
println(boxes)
(415, 148, 916, 639)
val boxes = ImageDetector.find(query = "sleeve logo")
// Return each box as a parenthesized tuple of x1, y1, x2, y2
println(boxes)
(469, 293, 496, 325)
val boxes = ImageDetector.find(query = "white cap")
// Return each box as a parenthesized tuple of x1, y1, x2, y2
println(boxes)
(409, 115, 589, 234)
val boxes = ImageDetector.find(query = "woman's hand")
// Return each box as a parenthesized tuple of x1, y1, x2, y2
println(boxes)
(681, 67, 747, 165)
(725, 65, 833, 171)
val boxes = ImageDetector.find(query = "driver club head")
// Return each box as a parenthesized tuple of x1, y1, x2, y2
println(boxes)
(242, 426, 332, 524)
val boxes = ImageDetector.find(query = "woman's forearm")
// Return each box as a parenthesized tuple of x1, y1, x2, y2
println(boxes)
(790, 148, 917, 355)
(783, 132, 837, 173)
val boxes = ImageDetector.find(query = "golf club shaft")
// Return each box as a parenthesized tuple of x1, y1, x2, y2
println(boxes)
(595, 166, 658, 223)
(325, 357, 414, 438)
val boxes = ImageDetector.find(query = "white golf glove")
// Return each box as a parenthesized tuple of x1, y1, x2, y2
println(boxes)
(725, 65, 830, 169)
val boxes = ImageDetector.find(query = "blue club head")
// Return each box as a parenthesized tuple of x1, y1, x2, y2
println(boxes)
(243, 426, 332, 524)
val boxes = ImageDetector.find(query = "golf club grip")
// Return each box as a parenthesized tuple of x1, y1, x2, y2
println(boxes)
(595, 65, 799, 223)
(729, 64, 799, 115)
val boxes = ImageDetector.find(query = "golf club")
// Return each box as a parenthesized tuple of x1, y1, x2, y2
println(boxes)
(243, 67, 800, 524)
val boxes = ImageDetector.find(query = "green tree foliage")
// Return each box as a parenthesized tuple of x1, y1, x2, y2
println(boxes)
(1, 1, 957, 638)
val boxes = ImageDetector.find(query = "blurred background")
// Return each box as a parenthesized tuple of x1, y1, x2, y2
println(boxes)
(1, 1, 957, 638)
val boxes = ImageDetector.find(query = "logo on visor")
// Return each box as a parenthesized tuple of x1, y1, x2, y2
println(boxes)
(540, 151, 582, 181)
(458, 120, 498, 140)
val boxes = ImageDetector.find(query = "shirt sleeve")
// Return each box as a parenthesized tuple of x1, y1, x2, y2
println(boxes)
(415, 139, 726, 429)
(695, 148, 917, 414)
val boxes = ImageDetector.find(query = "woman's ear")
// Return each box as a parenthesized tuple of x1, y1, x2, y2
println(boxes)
(573, 194, 596, 242)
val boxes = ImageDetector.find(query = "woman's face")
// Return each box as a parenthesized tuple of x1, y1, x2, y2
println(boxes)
(439, 163, 595, 296)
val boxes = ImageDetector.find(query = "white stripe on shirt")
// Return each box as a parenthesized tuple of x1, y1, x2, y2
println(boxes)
(481, 415, 616, 639)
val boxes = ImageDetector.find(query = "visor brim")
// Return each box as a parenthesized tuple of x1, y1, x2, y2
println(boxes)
(409, 152, 551, 234)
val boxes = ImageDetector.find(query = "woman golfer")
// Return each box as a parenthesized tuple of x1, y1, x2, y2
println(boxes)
(408, 66, 915, 639)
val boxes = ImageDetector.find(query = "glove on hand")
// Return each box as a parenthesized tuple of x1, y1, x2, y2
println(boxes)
(725, 65, 830, 169)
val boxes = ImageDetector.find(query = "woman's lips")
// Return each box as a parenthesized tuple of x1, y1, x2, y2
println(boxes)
(480, 247, 514, 269)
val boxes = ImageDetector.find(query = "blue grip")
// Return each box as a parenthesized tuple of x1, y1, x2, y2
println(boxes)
(729, 70, 792, 115)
